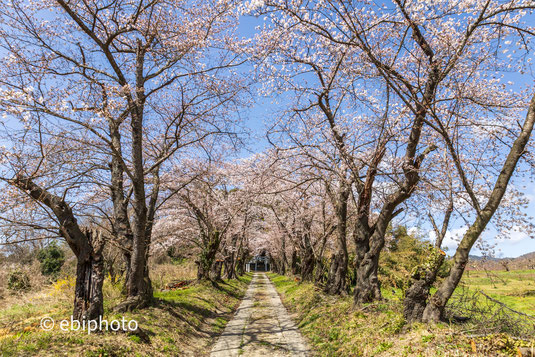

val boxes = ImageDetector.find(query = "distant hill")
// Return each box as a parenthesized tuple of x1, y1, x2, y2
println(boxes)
(467, 252, 535, 271)
(468, 255, 500, 261)
(517, 252, 535, 260)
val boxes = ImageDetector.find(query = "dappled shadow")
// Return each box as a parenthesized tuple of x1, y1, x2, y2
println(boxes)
(210, 273, 309, 356)
(154, 298, 231, 338)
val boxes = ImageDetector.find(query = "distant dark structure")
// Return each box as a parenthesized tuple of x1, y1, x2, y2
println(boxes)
(246, 252, 270, 272)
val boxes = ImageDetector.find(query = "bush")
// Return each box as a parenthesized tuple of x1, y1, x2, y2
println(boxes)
(379, 225, 429, 290)
(37, 241, 65, 278)
(7, 270, 31, 291)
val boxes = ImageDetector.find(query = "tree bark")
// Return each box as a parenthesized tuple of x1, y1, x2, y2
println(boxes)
(403, 200, 452, 322)
(224, 253, 236, 279)
(300, 232, 315, 281)
(403, 250, 445, 322)
(224, 233, 240, 279)
(210, 260, 224, 281)
(197, 232, 221, 280)
(73, 229, 105, 321)
(236, 246, 249, 276)
(290, 248, 299, 275)
(324, 181, 349, 295)
(108, 123, 133, 293)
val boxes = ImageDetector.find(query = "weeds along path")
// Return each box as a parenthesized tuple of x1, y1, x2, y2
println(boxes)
(210, 273, 309, 357)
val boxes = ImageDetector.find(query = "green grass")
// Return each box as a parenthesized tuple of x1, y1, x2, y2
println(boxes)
(268, 272, 535, 356)
(0, 272, 252, 356)
(458, 269, 535, 315)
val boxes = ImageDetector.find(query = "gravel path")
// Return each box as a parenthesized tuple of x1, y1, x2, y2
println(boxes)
(210, 273, 309, 357)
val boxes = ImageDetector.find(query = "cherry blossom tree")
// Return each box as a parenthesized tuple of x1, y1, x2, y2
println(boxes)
(244, 0, 535, 307)
(0, 0, 245, 315)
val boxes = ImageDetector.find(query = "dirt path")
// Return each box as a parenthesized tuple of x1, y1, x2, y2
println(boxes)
(210, 273, 309, 357)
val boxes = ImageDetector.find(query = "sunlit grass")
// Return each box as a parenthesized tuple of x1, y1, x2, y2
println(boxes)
(457, 269, 535, 315)
(0, 266, 252, 356)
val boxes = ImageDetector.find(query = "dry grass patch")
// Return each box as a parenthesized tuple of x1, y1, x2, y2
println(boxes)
(0, 263, 252, 356)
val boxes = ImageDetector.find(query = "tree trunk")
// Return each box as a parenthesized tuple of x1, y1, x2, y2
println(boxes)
(123, 212, 152, 311)
(236, 247, 248, 276)
(353, 144, 437, 306)
(224, 254, 235, 279)
(403, 203, 452, 323)
(224, 234, 239, 279)
(280, 234, 287, 275)
(290, 248, 299, 275)
(313, 225, 331, 285)
(73, 230, 105, 321)
(210, 260, 223, 281)
(108, 122, 133, 294)
(324, 181, 349, 295)
(353, 246, 382, 304)
(403, 250, 445, 322)
(423, 94, 535, 322)
(300, 244, 315, 281)
(324, 250, 348, 294)
(197, 232, 221, 280)
(122, 42, 153, 310)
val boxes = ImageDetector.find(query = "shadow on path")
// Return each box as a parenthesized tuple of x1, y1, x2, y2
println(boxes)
(210, 273, 309, 357)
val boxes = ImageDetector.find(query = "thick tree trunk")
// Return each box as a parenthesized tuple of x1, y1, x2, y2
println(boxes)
(73, 230, 105, 321)
(300, 246, 315, 281)
(353, 247, 382, 304)
(324, 181, 349, 295)
(224, 234, 239, 279)
(290, 249, 299, 275)
(324, 250, 348, 294)
(236, 247, 248, 276)
(210, 260, 223, 281)
(298, 221, 315, 281)
(224, 254, 235, 279)
(280, 234, 287, 275)
(353, 205, 400, 305)
(197, 233, 221, 280)
(423, 95, 535, 322)
(108, 122, 133, 294)
(313, 258, 326, 284)
(123, 211, 153, 311)
(403, 251, 445, 322)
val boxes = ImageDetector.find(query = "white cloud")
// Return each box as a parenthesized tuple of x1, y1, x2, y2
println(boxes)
(408, 227, 419, 236)
(495, 225, 531, 245)
(428, 226, 468, 254)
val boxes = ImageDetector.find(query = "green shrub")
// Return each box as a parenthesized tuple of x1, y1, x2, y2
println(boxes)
(7, 270, 31, 291)
(37, 241, 65, 278)
(379, 225, 429, 290)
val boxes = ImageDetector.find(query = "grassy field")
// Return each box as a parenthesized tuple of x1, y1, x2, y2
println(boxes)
(458, 269, 535, 315)
(268, 272, 535, 357)
(0, 262, 252, 356)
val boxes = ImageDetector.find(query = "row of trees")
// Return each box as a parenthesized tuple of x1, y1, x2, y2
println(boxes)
(0, 0, 534, 326)
(239, 0, 535, 322)
(0, 0, 246, 319)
